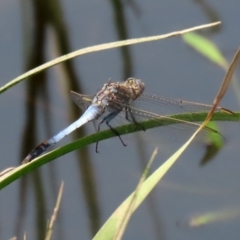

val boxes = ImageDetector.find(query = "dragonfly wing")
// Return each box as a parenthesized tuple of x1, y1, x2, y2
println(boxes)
(95, 92, 220, 133)
(70, 91, 99, 131)
(137, 92, 225, 116)
(70, 91, 93, 111)
(98, 97, 220, 146)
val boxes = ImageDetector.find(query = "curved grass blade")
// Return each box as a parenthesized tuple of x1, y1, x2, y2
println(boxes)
(183, 34, 240, 139)
(211, 47, 240, 112)
(0, 111, 238, 191)
(182, 33, 240, 102)
(177, 207, 240, 228)
(0, 22, 220, 94)
(182, 32, 228, 69)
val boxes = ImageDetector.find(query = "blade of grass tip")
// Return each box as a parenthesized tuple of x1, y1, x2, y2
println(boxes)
(207, 47, 240, 122)
(182, 32, 228, 70)
(183, 33, 240, 103)
(178, 207, 240, 228)
(45, 182, 64, 240)
(0, 22, 221, 94)
(114, 147, 158, 240)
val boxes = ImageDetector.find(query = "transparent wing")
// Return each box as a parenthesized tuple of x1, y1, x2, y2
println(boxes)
(69, 91, 99, 131)
(125, 92, 230, 136)
(69, 91, 93, 111)
(70, 90, 224, 119)
(100, 91, 226, 127)
(99, 92, 227, 143)
(135, 92, 228, 117)
(69, 90, 228, 143)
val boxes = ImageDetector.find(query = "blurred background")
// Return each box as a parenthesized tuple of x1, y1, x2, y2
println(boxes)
(0, 0, 240, 239)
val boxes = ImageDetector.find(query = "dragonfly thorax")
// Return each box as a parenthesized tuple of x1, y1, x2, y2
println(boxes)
(92, 78, 145, 113)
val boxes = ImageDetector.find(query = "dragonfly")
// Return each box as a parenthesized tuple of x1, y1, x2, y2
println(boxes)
(22, 78, 229, 164)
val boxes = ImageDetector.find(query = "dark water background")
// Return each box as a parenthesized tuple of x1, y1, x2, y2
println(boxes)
(0, 1, 240, 239)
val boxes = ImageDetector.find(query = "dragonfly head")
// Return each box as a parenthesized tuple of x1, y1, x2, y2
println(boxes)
(125, 78, 145, 100)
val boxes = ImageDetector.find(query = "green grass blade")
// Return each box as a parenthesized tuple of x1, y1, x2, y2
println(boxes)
(182, 33, 240, 102)
(0, 111, 238, 190)
(205, 122, 223, 148)
(178, 207, 240, 228)
(182, 32, 228, 69)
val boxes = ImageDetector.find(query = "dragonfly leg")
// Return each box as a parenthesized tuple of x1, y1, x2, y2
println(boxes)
(95, 111, 126, 153)
(125, 107, 145, 131)
(95, 117, 107, 153)
(106, 111, 126, 147)
(106, 121, 127, 147)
